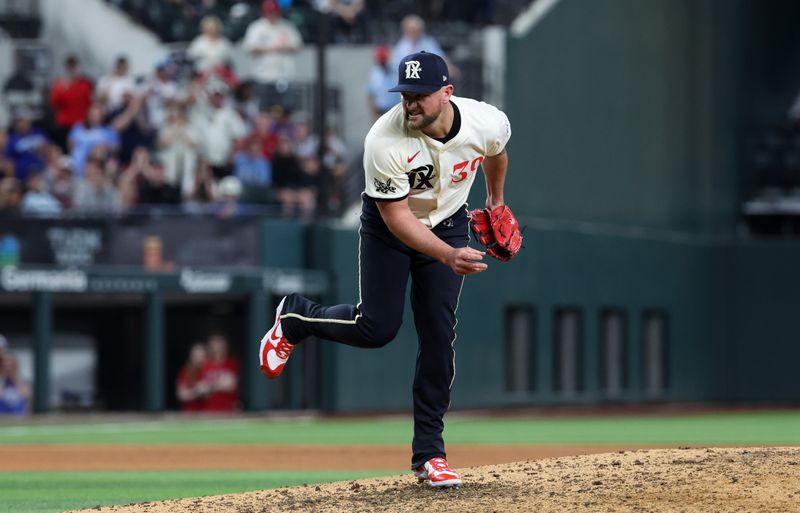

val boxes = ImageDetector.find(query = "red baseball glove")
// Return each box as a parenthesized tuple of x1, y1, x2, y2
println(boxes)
(468, 205, 523, 262)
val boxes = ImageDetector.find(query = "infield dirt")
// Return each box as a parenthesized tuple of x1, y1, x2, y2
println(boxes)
(67, 446, 800, 512)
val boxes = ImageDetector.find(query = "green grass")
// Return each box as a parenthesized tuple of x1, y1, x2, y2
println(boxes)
(0, 470, 398, 513)
(1, 410, 800, 445)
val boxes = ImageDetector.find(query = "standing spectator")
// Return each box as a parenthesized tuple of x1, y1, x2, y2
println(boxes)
(3, 58, 41, 122)
(21, 169, 62, 217)
(96, 56, 136, 112)
(242, 0, 303, 112)
(187, 16, 234, 73)
(319, 0, 367, 43)
(68, 103, 119, 176)
(272, 135, 315, 217)
(234, 81, 260, 129)
(366, 45, 399, 119)
(235, 138, 272, 188)
(5, 108, 49, 183)
(106, 87, 154, 166)
(143, 59, 179, 131)
(194, 81, 247, 180)
(0, 178, 23, 217)
(137, 158, 181, 207)
(0, 353, 31, 416)
(48, 55, 94, 151)
(200, 334, 239, 412)
(176, 342, 209, 412)
(390, 15, 445, 71)
(72, 158, 122, 214)
(159, 103, 201, 198)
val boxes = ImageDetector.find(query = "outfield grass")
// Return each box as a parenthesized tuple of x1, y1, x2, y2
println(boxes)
(0, 470, 396, 513)
(0, 410, 799, 445)
(1, 410, 799, 513)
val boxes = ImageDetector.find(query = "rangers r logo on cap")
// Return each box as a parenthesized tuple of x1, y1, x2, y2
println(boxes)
(405, 60, 422, 79)
(389, 51, 451, 94)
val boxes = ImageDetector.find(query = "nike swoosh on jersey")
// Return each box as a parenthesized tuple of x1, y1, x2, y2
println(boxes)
(407, 150, 421, 163)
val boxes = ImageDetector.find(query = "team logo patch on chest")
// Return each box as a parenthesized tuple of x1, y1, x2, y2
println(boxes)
(407, 165, 436, 191)
(374, 177, 397, 194)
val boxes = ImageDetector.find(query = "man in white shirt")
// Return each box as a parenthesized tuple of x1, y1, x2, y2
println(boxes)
(194, 81, 247, 179)
(242, 0, 303, 111)
(96, 56, 136, 112)
(258, 51, 513, 488)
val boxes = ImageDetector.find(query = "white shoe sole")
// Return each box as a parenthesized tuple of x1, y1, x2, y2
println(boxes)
(259, 296, 287, 371)
(428, 478, 462, 488)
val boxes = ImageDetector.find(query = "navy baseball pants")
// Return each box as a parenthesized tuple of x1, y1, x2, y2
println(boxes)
(280, 196, 468, 470)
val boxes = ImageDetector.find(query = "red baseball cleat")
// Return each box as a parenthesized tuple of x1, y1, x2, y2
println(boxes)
(413, 457, 462, 488)
(259, 296, 296, 379)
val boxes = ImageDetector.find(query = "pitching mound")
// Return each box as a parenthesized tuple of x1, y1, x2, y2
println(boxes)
(71, 447, 800, 513)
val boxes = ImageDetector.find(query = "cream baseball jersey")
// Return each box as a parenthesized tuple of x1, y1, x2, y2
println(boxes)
(363, 95, 511, 228)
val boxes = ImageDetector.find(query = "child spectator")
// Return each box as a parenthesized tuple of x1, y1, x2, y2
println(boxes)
(21, 169, 62, 217)
(48, 55, 94, 151)
(176, 342, 209, 412)
(200, 334, 239, 412)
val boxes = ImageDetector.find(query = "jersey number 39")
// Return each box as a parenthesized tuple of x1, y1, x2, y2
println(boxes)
(451, 156, 485, 183)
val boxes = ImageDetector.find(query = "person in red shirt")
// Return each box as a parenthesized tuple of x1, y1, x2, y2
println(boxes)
(49, 55, 94, 152)
(200, 334, 240, 412)
(175, 342, 209, 412)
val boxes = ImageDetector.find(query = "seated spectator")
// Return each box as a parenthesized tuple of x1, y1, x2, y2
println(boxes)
(69, 103, 119, 176)
(49, 55, 94, 152)
(176, 342, 209, 412)
(0, 178, 23, 217)
(272, 135, 316, 218)
(159, 102, 201, 198)
(183, 160, 217, 214)
(72, 158, 122, 215)
(107, 87, 155, 166)
(248, 111, 279, 159)
(41, 146, 75, 209)
(137, 158, 181, 207)
(193, 80, 247, 180)
(366, 45, 399, 119)
(96, 55, 136, 112)
(5, 108, 49, 183)
(187, 15, 234, 73)
(0, 353, 31, 416)
(215, 175, 248, 218)
(200, 334, 239, 412)
(234, 138, 272, 187)
(21, 169, 62, 217)
(0, 131, 14, 179)
(320, 126, 349, 212)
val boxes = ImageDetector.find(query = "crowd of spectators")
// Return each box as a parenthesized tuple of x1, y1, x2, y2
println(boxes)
(2, 1, 352, 220)
(175, 333, 240, 412)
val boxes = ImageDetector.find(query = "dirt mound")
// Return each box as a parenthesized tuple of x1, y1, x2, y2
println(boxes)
(69, 447, 800, 513)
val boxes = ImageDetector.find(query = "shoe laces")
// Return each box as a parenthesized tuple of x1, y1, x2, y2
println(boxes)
(275, 339, 295, 359)
(428, 458, 452, 472)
